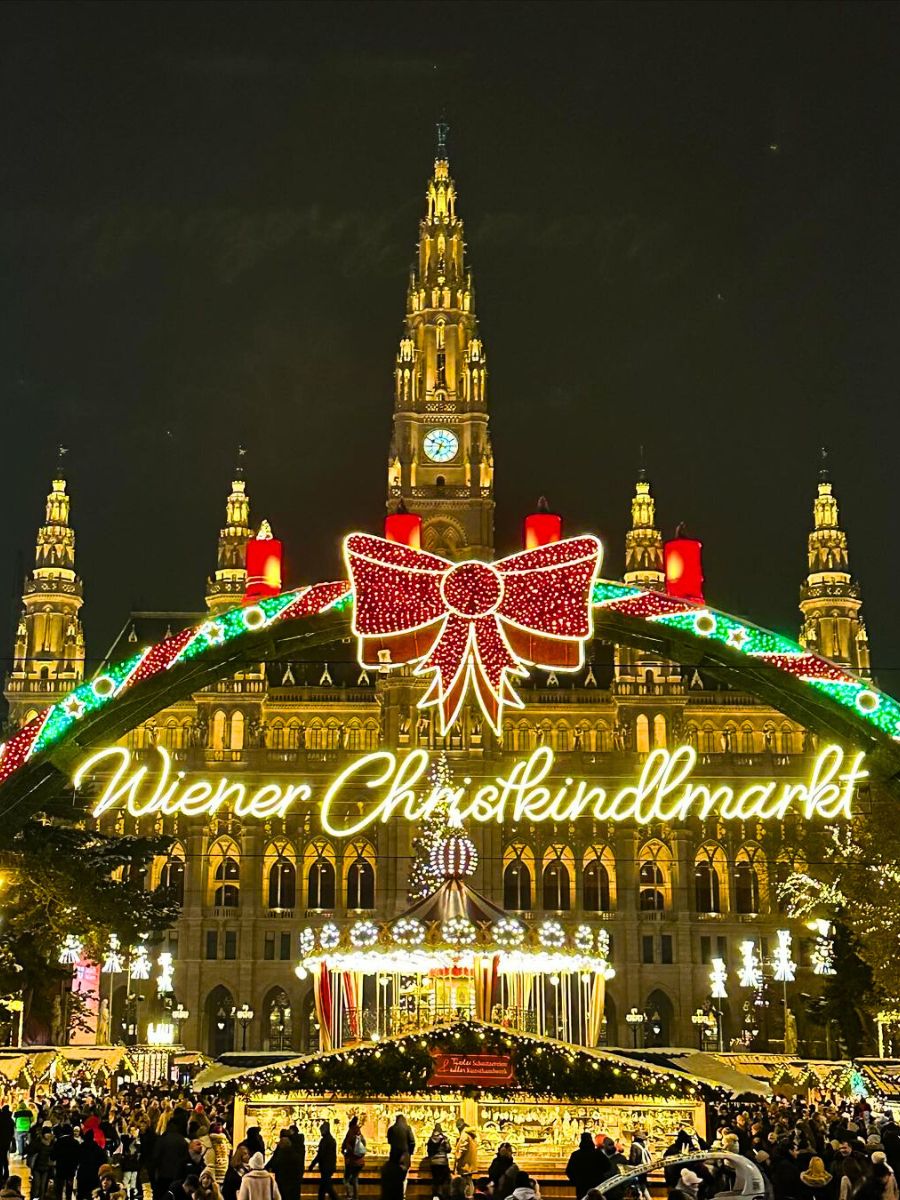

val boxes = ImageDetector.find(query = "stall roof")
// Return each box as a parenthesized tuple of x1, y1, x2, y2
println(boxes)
(608, 1049, 770, 1097)
(854, 1059, 900, 1098)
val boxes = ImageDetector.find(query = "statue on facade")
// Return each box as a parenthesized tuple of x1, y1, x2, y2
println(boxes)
(784, 1007, 798, 1055)
(95, 998, 110, 1045)
(195, 715, 208, 748)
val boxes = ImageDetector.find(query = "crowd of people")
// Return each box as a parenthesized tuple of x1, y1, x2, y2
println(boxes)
(0, 1088, 899, 1200)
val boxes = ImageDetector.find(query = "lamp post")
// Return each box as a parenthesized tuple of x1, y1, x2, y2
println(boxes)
(709, 957, 728, 1052)
(625, 1007, 644, 1048)
(691, 1008, 708, 1049)
(234, 1003, 254, 1051)
(772, 930, 797, 1051)
(171, 1003, 190, 1045)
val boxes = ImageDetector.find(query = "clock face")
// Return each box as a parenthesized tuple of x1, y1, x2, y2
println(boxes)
(423, 428, 459, 463)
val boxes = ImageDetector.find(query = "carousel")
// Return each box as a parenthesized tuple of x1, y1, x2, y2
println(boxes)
(295, 825, 614, 1052)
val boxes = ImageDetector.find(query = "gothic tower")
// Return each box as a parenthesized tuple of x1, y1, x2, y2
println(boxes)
(387, 124, 494, 560)
(614, 463, 680, 692)
(798, 450, 870, 674)
(206, 452, 252, 614)
(5, 455, 85, 727)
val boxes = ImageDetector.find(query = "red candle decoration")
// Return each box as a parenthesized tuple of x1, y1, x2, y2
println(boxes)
(665, 525, 704, 602)
(384, 502, 422, 549)
(524, 496, 562, 549)
(245, 520, 283, 601)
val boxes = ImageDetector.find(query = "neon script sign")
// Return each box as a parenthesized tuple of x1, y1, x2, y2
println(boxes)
(76, 744, 866, 833)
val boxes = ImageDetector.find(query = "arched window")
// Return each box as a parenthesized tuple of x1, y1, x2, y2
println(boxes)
(363, 722, 379, 750)
(211, 710, 227, 751)
(583, 846, 614, 912)
(211, 840, 240, 908)
(268, 857, 297, 910)
(163, 719, 180, 750)
(306, 842, 336, 910)
(345, 842, 376, 909)
(740, 724, 754, 754)
(502, 722, 514, 752)
(346, 722, 362, 752)
(516, 721, 533, 752)
(595, 723, 611, 753)
(780, 724, 795, 755)
(635, 714, 650, 754)
(700, 725, 717, 754)
(307, 722, 325, 750)
(503, 845, 533, 911)
(694, 844, 726, 914)
(230, 711, 245, 750)
(325, 722, 341, 750)
(287, 721, 303, 750)
(542, 845, 574, 911)
(653, 714, 667, 749)
(644, 989, 674, 1048)
(556, 723, 570, 752)
(158, 849, 185, 905)
(734, 845, 766, 915)
(264, 987, 293, 1051)
(270, 721, 285, 750)
(639, 841, 672, 911)
(206, 985, 235, 1057)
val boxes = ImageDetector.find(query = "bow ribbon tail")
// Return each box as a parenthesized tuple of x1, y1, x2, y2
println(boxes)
(470, 616, 527, 735)
(416, 613, 475, 734)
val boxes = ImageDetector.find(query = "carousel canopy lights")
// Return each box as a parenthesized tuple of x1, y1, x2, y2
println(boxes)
(392, 917, 426, 946)
(431, 832, 478, 879)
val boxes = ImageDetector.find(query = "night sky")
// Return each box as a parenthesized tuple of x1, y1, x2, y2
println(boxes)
(2, 2, 900, 687)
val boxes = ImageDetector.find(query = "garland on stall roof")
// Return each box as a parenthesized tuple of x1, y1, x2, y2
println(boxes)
(219, 1022, 698, 1102)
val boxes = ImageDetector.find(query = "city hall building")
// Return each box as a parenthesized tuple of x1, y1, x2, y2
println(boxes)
(4, 135, 872, 1061)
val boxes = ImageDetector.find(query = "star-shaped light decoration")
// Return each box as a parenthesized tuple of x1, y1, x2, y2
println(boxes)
(199, 620, 225, 646)
(727, 627, 749, 650)
(63, 694, 86, 719)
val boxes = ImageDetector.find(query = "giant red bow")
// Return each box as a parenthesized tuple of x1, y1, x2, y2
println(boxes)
(345, 533, 602, 735)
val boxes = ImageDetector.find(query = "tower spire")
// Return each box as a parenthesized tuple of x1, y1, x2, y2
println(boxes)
(387, 135, 493, 560)
(799, 451, 870, 673)
(624, 456, 664, 587)
(4, 454, 85, 726)
(206, 449, 252, 613)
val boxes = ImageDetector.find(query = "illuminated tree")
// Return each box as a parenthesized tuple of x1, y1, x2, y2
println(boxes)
(407, 752, 454, 902)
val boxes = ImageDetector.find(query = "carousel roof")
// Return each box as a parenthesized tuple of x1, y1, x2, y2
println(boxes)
(403, 877, 509, 926)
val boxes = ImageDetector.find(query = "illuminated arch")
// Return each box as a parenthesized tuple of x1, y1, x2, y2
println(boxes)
(151, 841, 186, 902)
(304, 839, 336, 911)
(2, 575, 900, 829)
(735, 843, 768, 915)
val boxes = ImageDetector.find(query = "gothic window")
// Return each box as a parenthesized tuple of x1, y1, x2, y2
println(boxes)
(264, 988, 293, 1051)
(363, 722, 379, 750)
(734, 845, 766, 915)
(287, 720, 302, 750)
(503, 845, 533, 911)
(211, 840, 240, 909)
(158, 850, 185, 905)
(556, 723, 570, 752)
(653, 714, 667, 749)
(230, 711, 245, 750)
(542, 845, 574, 911)
(268, 857, 297, 910)
(596, 723, 612, 752)
(740, 724, 754, 754)
(502, 722, 514, 752)
(700, 725, 717, 754)
(635, 715, 650, 754)
(583, 846, 615, 912)
(694, 844, 726, 914)
(211, 710, 227, 751)
(306, 843, 336, 911)
(638, 841, 672, 911)
(270, 721, 285, 750)
(346, 722, 362, 752)
(345, 842, 376, 910)
(307, 722, 325, 750)
(780, 724, 796, 755)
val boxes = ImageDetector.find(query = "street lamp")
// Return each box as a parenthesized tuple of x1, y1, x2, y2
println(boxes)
(692, 1008, 710, 1049)
(625, 1007, 644, 1048)
(233, 1002, 254, 1050)
(709, 957, 728, 1051)
(772, 930, 797, 1051)
(171, 1003, 190, 1045)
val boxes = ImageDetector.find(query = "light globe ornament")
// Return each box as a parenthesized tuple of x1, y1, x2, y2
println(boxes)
(430, 832, 478, 880)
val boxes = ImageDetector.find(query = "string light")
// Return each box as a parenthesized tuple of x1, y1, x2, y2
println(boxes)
(441, 916, 477, 946)
(129, 944, 151, 980)
(319, 923, 341, 950)
(493, 918, 525, 948)
(772, 929, 796, 983)
(392, 918, 426, 946)
(101, 934, 124, 973)
(58, 934, 82, 965)
(810, 919, 837, 975)
(349, 919, 379, 948)
(538, 919, 566, 949)
(738, 940, 763, 990)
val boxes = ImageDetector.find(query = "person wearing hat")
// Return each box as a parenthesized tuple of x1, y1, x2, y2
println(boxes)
(800, 1157, 833, 1200)
(870, 1155, 899, 1200)
(675, 1169, 702, 1200)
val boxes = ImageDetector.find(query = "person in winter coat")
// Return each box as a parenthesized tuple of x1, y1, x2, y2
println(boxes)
(508, 1175, 540, 1200)
(770, 1142, 804, 1200)
(453, 1122, 477, 1199)
(92, 1173, 125, 1200)
(309, 1122, 338, 1200)
(566, 1133, 603, 1200)
(223, 1148, 250, 1200)
(1, 1175, 24, 1200)
(198, 1168, 223, 1200)
(627, 1135, 652, 1200)
(54, 1123, 81, 1200)
(76, 1132, 108, 1200)
(427, 1126, 453, 1200)
(152, 1110, 190, 1200)
(0, 1107, 14, 1185)
(341, 1120, 366, 1200)
(242, 1134, 266, 1162)
(29, 1128, 55, 1199)
(799, 1157, 834, 1200)
(383, 1117, 415, 1200)
(119, 1127, 142, 1200)
(266, 1132, 304, 1200)
(238, 1154, 281, 1200)
(832, 1141, 871, 1200)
